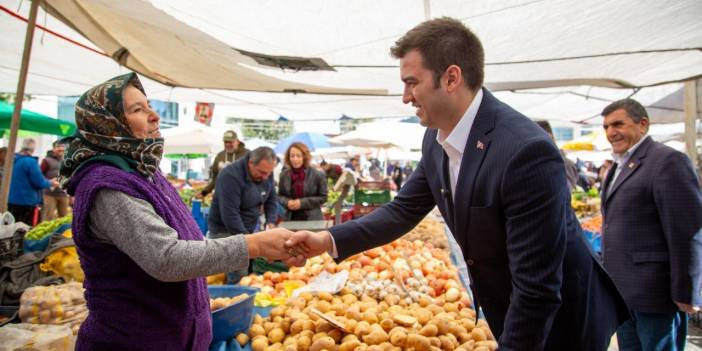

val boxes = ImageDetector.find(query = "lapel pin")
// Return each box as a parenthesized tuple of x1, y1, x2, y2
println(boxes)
(476, 141, 484, 150)
(628, 162, 635, 169)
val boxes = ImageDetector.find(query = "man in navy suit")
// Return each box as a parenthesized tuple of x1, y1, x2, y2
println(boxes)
(287, 17, 628, 350)
(600, 98, 702, 351)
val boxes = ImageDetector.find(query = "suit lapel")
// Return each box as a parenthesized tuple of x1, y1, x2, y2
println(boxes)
(605, 137, 651, 203)
(452, 89, 496, 237)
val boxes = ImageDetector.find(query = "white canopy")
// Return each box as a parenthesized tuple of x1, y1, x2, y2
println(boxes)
(330, 121, 426, 150)
(160, 123, 225, 155)
(0, 0, 700, 124)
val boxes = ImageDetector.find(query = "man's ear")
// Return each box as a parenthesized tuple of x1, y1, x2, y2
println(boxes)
(444, 65, 463, 93)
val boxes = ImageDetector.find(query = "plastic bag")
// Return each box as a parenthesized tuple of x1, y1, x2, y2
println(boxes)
(39, 246, 84, 282)
(0, 323, 75, 351)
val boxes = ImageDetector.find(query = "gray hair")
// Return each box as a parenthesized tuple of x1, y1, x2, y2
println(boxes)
(20, 138, 36, 152)
(601, 98, 648, 123)
(250, 146, 276, 165)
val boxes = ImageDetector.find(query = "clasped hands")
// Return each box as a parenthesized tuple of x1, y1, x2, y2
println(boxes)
(246, 228, 333, 267)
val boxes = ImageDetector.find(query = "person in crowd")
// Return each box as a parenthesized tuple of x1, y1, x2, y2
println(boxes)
(207, 146, 279, 283)
(8, 138, 58, 225)
(40, 141, 69, 220)
(199, 130, 249, 197)
(599, 98, 702, 351)
(391, 161, 403, 190)
(368, 158, 383, 180)
(278, 142, 328, 221)
(59, 73, 302, 350)
(286, 17, 629, 351)
(0, 146, 7, 181)
(319, 160, 343, 184)
(597, 159, 614, 191)
(402, 162, 413, 179)
(536, 120, 579, 190)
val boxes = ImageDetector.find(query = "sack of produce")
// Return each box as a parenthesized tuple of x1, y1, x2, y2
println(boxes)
(39, 246, 84, 283)
(0, 323, 74, 351)
(18, 282, 87, 335)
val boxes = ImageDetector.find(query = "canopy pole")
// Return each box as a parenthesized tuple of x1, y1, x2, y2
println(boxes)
(0, 0, 41, 213)
(683, 79, 700, 173)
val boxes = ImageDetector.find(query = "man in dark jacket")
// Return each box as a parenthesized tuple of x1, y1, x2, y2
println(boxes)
(199, 130, 249, 197)
(207, 147, 278, 283)
(536, 120, 579, 190)
(9, 138, 58, 225)
(40, 141, 69, 220)
(600, 98, 702, 351)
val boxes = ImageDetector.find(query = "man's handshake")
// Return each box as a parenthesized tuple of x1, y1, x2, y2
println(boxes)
(245, 229, 335, 267)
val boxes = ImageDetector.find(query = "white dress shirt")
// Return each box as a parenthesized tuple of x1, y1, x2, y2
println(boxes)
(329, 89, 484, 257)
(436, 89, 483, 201)
(607, 135, 649, 194)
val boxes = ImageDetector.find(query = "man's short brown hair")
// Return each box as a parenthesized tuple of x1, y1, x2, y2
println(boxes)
(390, 17, 484, 91)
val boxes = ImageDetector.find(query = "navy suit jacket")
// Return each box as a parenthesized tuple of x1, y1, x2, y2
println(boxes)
(330, 89, 629, 350)
(601, 136, 702, 313)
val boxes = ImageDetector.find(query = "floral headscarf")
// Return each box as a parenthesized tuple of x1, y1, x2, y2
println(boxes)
(59, 73, 164, 187)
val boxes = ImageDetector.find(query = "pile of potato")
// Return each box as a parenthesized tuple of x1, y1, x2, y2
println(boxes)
(210, 293, 250, 311)
(401, 218, 448, 251)
(238, 291, 496, 351)
(18, 282, 87, 335)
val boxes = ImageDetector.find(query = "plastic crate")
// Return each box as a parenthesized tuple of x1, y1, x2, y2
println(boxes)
(208, 285, 259, 343)
(354, 189, 391, 205)
(352, 204, 381, 218)
(357, 181, 390, 191)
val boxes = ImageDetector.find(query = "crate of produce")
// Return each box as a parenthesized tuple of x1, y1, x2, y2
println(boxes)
(208, 285, 259, 343)
(357, 180, 390, 191)
(354, 189, 391, 205)
(352, 204, 381, 218)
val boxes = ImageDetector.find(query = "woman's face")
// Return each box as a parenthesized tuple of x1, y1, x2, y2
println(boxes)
(289, 147, 304, 169)
(123, 85, 161, 138)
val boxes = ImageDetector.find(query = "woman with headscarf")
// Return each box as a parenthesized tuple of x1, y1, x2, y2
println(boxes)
(61, 73, 302, 350)
(277, 142, 328, 221)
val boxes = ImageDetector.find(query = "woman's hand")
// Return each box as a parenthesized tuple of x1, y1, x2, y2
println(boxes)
(245, 228, 305, 266)
(287, 199, 301, 210)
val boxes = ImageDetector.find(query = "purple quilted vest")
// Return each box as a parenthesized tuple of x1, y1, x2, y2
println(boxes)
(67, 163, 211, 350)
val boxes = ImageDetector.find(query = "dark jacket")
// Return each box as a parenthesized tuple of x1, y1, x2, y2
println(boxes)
(9, 153, 51, 206)
(601, 136, 702, 313)
(201, 142, 249, 195)
(278, 166, 328, 221)
(41, 151, 68, 197)
(329, 89, 629, 351)
(208, 154, 277, 236)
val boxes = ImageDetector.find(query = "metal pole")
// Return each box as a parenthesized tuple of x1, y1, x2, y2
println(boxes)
(684, 80, 699, 171)
(0, 0, 41, 213)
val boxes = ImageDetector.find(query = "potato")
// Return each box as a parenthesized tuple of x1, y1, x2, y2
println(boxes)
(429, 337, 441, 347)
(389, 330, 406, 347)
(443, 303, 459, 313)
(269, 328, 286, 344)
(366, 346, 384, 351)
(444, 288, 460, 303)
(250, 324, 267, 338)
(346, 307, 363, 321)
(459, 318, 476, 332)
(316, 301, 332, 313)
(317, 292, 334, 302)
(328, 329, 343, 343)
(448, 324, 468, 336)
(300, 292, 314, 302)
(362, 330, 389, 345)
(316, 320, 334, 333)
(284, 337, 298, 346)
(379, 319, 394, 332)
(471, 328, 487, 342)
(383, 294, 401, 305)
(309, 336, 336, 351)
(236, 333, 250, 346)
(413, 308, 433, 325)
(252, 337, 269, 351)
(267, 342, 284, 351)
(406, 334, 431, 351)
(475, 340, 498, 351)
(363, 312, 379, 325)
(439, 336, 455, 351)
(264, 322, 278, 334)
(386, 306, 403, 315)
(419, 324, 438, 337)
(458, 332, 472, 344)
(457, 340, 475, 351)
(339, 339, 362, 351)
(473, 347, 490, 351)
(281, 319, 292, 334)
(392, 314, 417, 327)
(291, 320, 306, 335)
(426, 304, 444, 316)
(297, 335, 312, 351)
(345, 318, 358, 332)
(312, 332, 329, 342)
(284, 345, 298, 351)
(378, 342, 393, 351)
(303, 320, 316, 332)
(354, 321, 372, 336)
(271, 306, 287, 318)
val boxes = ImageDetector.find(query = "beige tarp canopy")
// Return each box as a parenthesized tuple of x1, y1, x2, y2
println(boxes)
(0, 0, 700, 124)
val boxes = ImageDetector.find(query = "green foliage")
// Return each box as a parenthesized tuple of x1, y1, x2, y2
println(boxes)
(227, 117, 294, 142)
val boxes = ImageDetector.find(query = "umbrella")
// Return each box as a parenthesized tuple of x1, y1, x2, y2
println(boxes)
(160, 124, 224, 155)
(275, 132, 330, 154)
(0, 101, 76, 136)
